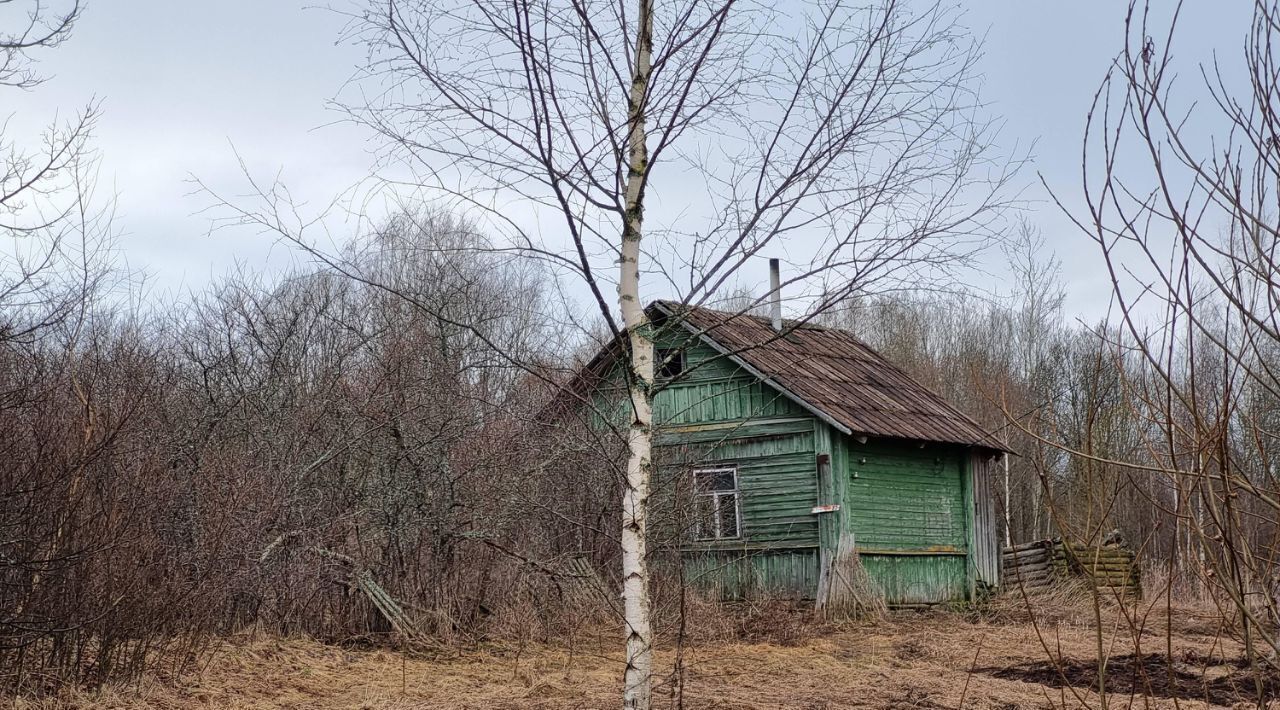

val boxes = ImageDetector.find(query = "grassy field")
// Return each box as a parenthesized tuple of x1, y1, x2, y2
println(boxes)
(11, 602, 1274, 709)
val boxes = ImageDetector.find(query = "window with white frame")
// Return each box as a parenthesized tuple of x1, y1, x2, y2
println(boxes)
(693, 466, 740, 540)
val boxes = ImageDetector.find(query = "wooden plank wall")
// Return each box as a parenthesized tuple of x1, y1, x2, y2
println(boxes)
(845, 442, 966, 550)
(969, 451, 1001, 591)
(665, 425, 819, 547)
(683, 549, 819, 600)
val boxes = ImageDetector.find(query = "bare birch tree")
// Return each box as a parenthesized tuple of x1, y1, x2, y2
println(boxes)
(327, 0, 1013, 705)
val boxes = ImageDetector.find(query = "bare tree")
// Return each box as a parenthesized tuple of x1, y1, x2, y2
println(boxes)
(322, 1, 1015, 705)
(1, 0, 106, 346)
(1035, 0, 1280, 693)
(1, 0, 79, 88)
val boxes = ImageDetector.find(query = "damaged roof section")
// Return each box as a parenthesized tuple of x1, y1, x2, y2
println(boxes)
(649, 300, 1004, 451)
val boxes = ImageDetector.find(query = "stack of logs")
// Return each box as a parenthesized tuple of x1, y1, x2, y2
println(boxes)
(1002, 539, 1142, 600)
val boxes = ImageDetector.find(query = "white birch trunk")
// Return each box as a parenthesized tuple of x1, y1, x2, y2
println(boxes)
(620, 1, 654, 708)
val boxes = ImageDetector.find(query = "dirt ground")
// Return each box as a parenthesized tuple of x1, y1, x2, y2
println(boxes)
(12, 605, 1276, 709)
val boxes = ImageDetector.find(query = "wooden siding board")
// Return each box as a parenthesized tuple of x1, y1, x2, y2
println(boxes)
(962, 452, 977, 599)
(970, 451, 1001, 589)
(664, 428, 820, 550)
(860, 554, 968, 605)
(683, 549, 818, 600)
(655, 376, 804, 427)
(660, 389, 821, 593)
(845, 443, 967, 551)
(813, 422, 837, 604)
(839, 437, 974, 604)
(656, 418, 814, 446)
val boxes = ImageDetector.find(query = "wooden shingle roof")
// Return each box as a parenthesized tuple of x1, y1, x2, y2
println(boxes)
(650, 301, 1005, 451)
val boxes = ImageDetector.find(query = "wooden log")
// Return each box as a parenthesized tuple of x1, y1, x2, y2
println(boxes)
(1005, 580, 1055, 590)
(998, 560, 1049, 573)
(1004, 563, 1053, 573)
(998, 552, 1049, 562)
(1004, 555, 1050, 566)
(1060, 560, 1131, 570)
(1004, 570, 1054, 581)
(1006, 544, 1052, 555)
(1006, 562, 1051, 572)
(1003, 544, 1054, 555)
(1007, 573, 1055, 582)
(1075, 562, 1136, 575)
(1009, 558, 1053, 567)
(1003, 570, 1054, 580)
(1075, 553, 1135, 560)
(1004, 539, 1143, 602)
(1073, 558, 1134, 567)
(1008, 580, 1055, 589)
(1006, 545, 1052, 555)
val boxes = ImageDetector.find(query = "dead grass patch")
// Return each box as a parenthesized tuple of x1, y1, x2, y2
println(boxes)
(6, 603, 1258, 709)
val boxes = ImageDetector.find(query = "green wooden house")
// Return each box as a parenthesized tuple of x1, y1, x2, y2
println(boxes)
(571, 299, 1006, 606)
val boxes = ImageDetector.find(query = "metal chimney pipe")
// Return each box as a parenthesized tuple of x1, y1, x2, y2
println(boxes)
(769, 258, 782, 332)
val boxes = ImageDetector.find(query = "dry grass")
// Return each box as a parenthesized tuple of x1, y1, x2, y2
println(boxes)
(8, 598, 1270, 710)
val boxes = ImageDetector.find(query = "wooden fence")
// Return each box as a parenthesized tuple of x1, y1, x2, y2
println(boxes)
(1002, 539, 1141, 600)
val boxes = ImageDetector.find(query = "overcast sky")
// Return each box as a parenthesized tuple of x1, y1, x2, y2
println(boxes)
(7, 1, 1255, 323)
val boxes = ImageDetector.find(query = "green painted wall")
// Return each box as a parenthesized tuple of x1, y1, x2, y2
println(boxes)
(589, 340, 804, 429)
(650, 341, 820, 597)
(842, 439, 972, 604)
(656, 378, 803, 425)
(592, 335, 981, 605)
(653, 339, 805, 424)
(858, 554, 967, 605)
(683, 549, 818, 601)
(844, 441, 967, 552)
(664, 423, 818, 547)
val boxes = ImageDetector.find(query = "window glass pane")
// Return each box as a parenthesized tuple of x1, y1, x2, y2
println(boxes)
(694, 468, 736, 493)
(657, 348, 684, 378)
(718, 493, 739, 538)
(694, 495, 714, 539)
